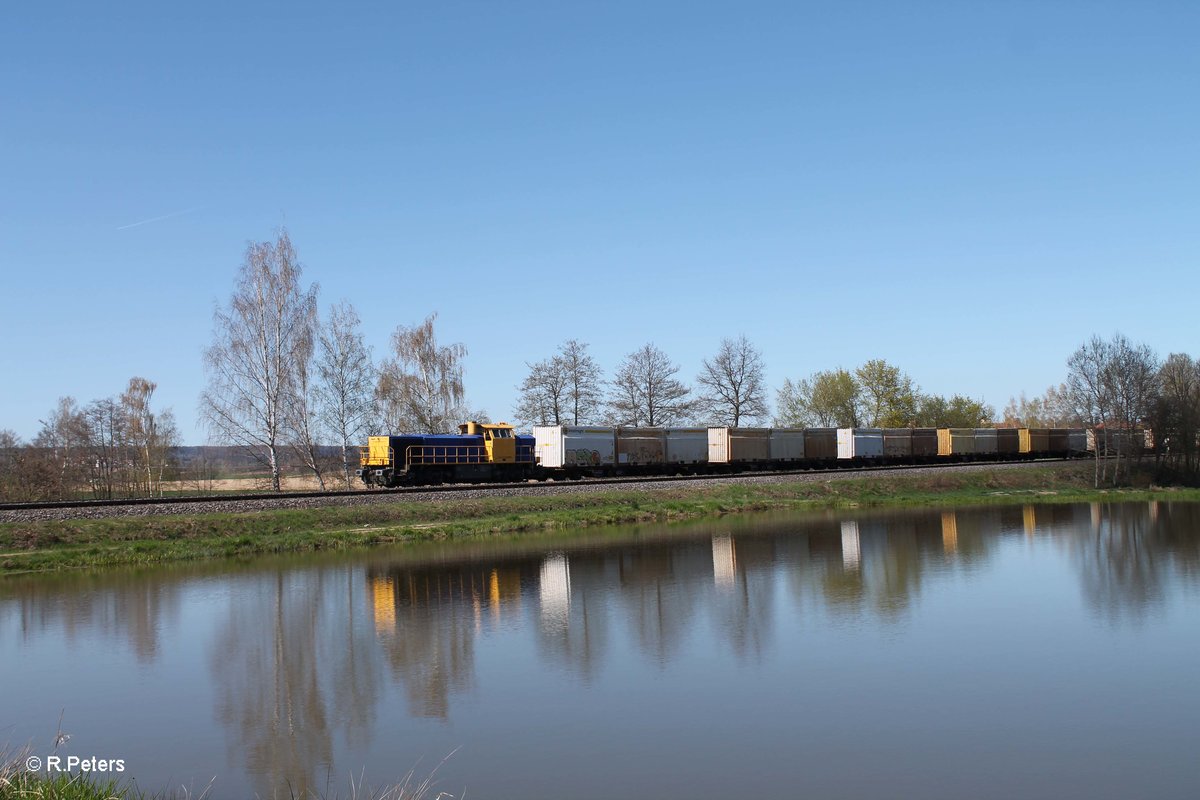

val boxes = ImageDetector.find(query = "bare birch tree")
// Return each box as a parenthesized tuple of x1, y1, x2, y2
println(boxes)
(696, 335, 768, 426)
(608, 344, 691, 426)
(315, 302, 376, 488)
(201, 230, 319, 491)
(284, 329, 325, 490)
(121, 377, 180, 497)
(514, 357, 569, 427)
(376, 313, 467, 433)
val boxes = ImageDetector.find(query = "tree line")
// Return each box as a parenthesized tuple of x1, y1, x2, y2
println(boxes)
(0, 379, 180, 501)
(1002, 334, 1199, 487)
(5, 232, 1198, 500)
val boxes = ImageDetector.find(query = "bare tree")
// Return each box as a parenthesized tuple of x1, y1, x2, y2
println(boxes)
(608, 344, 691, 427)
(1106, 334, 1158, 483)
(514, 357, 569, 427)
(284, 329, 325, 490)
(121, 377, 180, 497)
(558, 340, 604, 424)
(315, 302, 376, 488)
(514, 340, 604, 427)
(696, 335, 768, 427)
(201, 230, 319, 491)
(83, 397, 126, 499)
(1068, 335, 1114, 487)
(34, 397, 91, 499)
(1001, 383, 1083, 428)
(0, 430, 25, 501)
(1155, 353, 1200, 474)
(376, 313, 467, 433)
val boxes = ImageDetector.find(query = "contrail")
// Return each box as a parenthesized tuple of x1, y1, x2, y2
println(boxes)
(117, 207, 200, 230)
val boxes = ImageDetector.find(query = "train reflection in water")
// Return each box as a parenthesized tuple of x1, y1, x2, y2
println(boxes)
(4, 501, 1198, 800)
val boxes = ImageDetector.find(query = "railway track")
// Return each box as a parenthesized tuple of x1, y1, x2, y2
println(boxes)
(0, 457, 1075, 517)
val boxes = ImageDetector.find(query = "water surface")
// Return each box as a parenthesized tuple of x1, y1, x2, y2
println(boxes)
(2, 501, 1198, 799)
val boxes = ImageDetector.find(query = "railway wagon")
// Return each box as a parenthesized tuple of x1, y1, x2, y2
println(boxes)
(359, 422, 535, 486)
(768, 429, 806, 461)
(708, 428, 769, 463)
(974, 428, 998, 456)
(938, 428, 976, 457)
(837, 428, 884, 460)
(882, 428, 913, 458)
(912, 428, 939, 458)
(805, 428, 838, 461)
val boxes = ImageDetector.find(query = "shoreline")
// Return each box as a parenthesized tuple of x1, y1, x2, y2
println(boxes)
(2, 463, 1196, 574)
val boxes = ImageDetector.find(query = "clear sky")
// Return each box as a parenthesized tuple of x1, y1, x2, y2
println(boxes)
(2, 1, 1197, 443)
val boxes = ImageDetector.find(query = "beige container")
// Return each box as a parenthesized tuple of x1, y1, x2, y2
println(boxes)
(882, 428, 913, 457)
(768, 429, 806, 461)
(707, 428, 770, 463)
(974, 428, 998, 455)
(616, 427, 666, 465)
(912, 428, 938, 457)
(938, 428, 976, 456)
(804, 428, 838, 460)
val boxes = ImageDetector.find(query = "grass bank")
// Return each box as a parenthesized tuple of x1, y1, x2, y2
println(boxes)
(3, 464, 1197, 574)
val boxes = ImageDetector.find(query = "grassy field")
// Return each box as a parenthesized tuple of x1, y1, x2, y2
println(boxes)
(2, 464, 1196, 574)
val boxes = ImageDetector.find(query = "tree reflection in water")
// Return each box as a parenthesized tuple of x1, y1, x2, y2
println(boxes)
(4, 501, 1198, 797)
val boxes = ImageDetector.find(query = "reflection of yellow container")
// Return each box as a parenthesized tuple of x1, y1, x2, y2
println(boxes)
(1023, 505, 1037, 536)
(941, 512, 958, 553)
(371, 576, 396, 634)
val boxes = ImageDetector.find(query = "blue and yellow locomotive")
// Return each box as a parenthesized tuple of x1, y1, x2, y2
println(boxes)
(358, 421, 536, 487)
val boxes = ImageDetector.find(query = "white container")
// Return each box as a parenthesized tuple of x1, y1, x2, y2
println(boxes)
(837, 428, 884, 459)
(665, 428, 709, 464)
(533, 426, 616, 468)
(768, 429, 806, 461)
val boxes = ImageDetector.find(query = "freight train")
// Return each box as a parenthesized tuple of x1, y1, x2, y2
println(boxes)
(357, 422, 1149, 488)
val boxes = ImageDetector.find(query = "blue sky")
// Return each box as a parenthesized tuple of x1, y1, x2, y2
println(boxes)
(2, 1, 1196, 443)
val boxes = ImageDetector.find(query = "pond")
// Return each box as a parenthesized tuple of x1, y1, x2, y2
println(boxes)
(2, 501, 1198, 799)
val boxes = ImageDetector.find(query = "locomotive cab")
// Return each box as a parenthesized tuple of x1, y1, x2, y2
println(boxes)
(459, 421, 516, 463)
